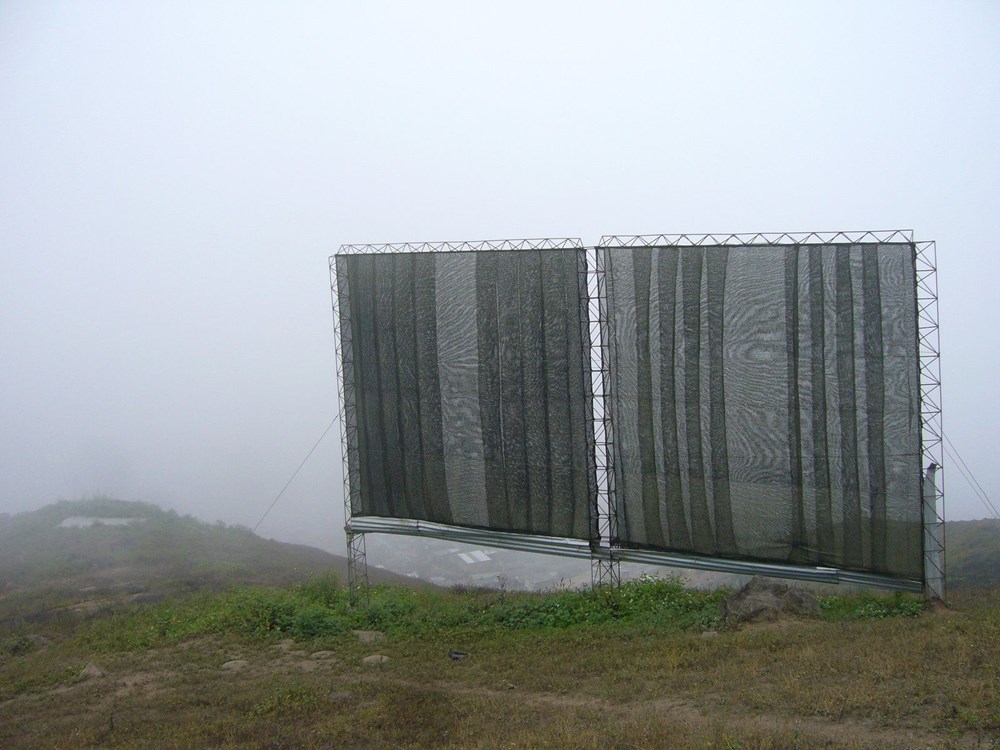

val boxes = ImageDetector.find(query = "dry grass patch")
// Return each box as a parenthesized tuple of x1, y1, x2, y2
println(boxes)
(1, 577, 997, 749)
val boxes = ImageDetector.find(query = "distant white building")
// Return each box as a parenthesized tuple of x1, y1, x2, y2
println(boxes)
(58, 516, 145, 529)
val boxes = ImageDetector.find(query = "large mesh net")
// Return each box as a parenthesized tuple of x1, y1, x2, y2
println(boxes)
(604, 243, 923, 580)
(337, 249, 595, 540)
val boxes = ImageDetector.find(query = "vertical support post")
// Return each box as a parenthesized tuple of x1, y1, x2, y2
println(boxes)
(331, 254, 370, 605)
(587, 245, 621, 588)
(915, 240, 945, 602)
(346, 529, 370, 605)
(923, 464, 944, 601)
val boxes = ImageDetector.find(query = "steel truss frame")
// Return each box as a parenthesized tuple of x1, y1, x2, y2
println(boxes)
(331, 230, 942, 599)
(330, 238, 601, 600)
(595, 229, 940, 597)
(916, 241, 945, 600)
(598, 229, 915, 248)
(586, 246, 621, 587)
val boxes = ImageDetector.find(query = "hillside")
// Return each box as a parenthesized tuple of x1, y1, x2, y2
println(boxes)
(945, 518, 1000, 593)
(0, 501, 997, 747)
(0, 498, 416, 623)
(0, 574, 997, 748)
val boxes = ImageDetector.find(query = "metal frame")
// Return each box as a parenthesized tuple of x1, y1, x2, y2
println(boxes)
(598, 229, 915, 248)
(331, 230, 942, 598)
(349, 516, 595, 559)
(329, 250, 367, 604)
(916, 240, 945, 601)
(595, 229, 938, 596)
(330, 238, 588, 600)
(339, 238, 584, 255)
(586, 245, 621, 587)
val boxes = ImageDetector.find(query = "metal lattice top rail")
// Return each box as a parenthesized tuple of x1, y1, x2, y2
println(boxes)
(335, 237, 583, 258)
(598, 230, 914, 248)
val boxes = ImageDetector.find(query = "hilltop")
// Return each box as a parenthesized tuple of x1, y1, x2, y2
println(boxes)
(0, 498, 415, 623)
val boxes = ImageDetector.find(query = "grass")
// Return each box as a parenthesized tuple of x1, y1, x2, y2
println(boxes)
(1, 574, 998, 749)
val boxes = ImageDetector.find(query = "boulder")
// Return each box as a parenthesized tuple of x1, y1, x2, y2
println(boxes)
(221, 659, 249, 671)
(361, 654, 390, 666)
(720, 577, 820, 624)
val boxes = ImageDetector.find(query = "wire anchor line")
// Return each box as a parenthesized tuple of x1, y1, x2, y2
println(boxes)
(242, 416, 338, 547)
(942, 434, 1000, 520)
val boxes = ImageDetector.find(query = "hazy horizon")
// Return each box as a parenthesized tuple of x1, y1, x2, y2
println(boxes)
(3, 2, 999, 556)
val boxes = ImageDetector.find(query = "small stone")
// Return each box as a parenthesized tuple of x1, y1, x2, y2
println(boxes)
(361, 654, 390, 666)
(80, 663, 106, 679)
(353, 630, 385, 644)
(221, 659, 249, 671)
(310, 650, 336, 660)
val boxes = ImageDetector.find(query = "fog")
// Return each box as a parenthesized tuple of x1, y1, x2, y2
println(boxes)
(2, 2, 998, 556)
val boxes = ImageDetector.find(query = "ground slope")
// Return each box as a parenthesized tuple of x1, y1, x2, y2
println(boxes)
(946, 518, 1000, 594)
(0, 578, 997, 749)
(0, 498, 415, 624)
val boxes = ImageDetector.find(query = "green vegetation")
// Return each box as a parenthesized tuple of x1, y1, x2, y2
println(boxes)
(76, 574, 728, 652)
(1, 500, 998, 748)
(77, 573, 935, 656)
(1, 573, 997, 749)
(818, 591, 926, 620)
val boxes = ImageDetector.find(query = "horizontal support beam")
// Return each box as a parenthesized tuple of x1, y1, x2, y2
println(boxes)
(347, 516, 923, 593)
(346, 516, 596, 561)
(614, 548, 924, 593)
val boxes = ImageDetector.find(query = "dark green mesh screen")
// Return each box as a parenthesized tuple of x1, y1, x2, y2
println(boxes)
(336, 249, 595, 540)
(604, 243, 923, 580)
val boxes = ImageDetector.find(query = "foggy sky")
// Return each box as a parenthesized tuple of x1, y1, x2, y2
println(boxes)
(2, 1, 998, 555)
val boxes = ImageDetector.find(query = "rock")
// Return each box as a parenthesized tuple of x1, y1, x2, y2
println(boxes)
(221, 659, 249, 671)
(361, 654, 390, 666)
(720, 577, 821, 624)
(310, 650, 336, 660)
(327, 691, 353, 702)
(26, 634, 50, 647)
(119, 581, 146, 594)
(353, 630, 384, 644)
(701, 630, 719, 639)
(80, 663, 106, 679)
(447, 650, 467, 661)
(782, 586, 822, 616)
(272, 639, 296, 652)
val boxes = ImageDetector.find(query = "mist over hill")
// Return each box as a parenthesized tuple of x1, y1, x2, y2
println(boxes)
(943, 518, 1000, 593)
(2, 499, 995, 610)
(0, 498, 418, 623)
